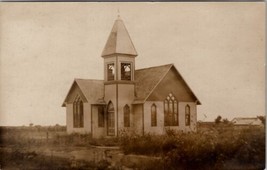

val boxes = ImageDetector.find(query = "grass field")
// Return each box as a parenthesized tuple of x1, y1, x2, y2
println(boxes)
(0, 124, 265, 170)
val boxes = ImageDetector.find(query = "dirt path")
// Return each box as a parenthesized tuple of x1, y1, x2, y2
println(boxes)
(1, 145, 160, 169)
(40, 146, 160, 169)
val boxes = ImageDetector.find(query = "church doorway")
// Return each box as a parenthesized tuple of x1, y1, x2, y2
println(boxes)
(107, 102, 115, 136)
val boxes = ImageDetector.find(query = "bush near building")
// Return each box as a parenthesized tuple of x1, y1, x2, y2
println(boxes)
(119, 126, 265, 170)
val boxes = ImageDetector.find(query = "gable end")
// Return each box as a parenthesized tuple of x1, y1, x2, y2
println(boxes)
(62, 81, 88, 107)
(146, 65, 201, 104)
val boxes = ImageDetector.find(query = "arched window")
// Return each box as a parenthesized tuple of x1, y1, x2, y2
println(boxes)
(185, 105, 190, 126)
(107, 63, 115, 81)
(121, 63, 131, 80)
(151, 104, 157, 126)
(164, 93, 178, 126)
(79, 100, 84, 127)
(107, 102, 115, 136)
(73, 96, 84, 128)
(124, 105, 130, 127)
(73, 100, 77, 127)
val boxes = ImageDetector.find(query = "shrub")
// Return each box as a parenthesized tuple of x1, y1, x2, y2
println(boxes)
(119, 132, 163, 155)
(119, 126, 265, 169)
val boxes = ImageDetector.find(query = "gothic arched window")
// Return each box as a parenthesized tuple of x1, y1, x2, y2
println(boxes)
(107, 102, 115, 136)
(73, 100, 77, 127)
(151, 104, 157, 127)
(73, 96, 84, 128)
(164, 93, 178, 126)
(79, 100, 84, 127)
(185, 105, 190, 126)
(124, 105, 130, 127)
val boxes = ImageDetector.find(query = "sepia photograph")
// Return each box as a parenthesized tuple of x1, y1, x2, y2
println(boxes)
(0, 2, 265, 169)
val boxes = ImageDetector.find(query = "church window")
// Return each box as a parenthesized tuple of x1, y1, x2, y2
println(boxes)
(73, 101, 77, 127)
(185, 105, 190, 126)
(73, 96, 84, 128)
(121, 63, 131, 80)
(107, 102, 115, 136)
(98, 106, 105, 127)
(151, 104, 157, 126)
(164, 93, 178, 126)
(79, 100, 84, 127)
(124, 105, 130, 127)
(107, 63, 115, 81)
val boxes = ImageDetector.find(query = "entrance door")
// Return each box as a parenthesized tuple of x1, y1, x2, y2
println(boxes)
(107, 102, 115, 136)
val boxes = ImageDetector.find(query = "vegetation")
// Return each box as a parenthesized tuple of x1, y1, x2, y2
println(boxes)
(119, 126, 265, 170)
(0, 126, 114, 170)
(215, 115, 222, 124)
(257, 115, 266, 125)
(0, 124, 265, 169)
(0, 149, 110, 170)
(0, 125, 119, 148)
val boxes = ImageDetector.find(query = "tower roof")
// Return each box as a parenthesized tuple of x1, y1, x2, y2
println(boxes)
(101, 18, 138, 57)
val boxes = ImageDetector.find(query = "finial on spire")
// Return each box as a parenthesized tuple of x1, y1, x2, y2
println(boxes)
(117, 9, 120, 19)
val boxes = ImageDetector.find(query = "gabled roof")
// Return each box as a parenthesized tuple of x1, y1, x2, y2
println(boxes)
(231, 117, 262, 125)
(101, 18, 138, 57)
(62, 79, 104, 107)
(134, 64, 201, 104)
(62, 64, 201, 106)
(134, 64, 173, 102)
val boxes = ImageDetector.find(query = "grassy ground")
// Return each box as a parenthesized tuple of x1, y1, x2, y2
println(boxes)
(119, 124, 265, 170)
(0, 125, 265, 170)
(0, 126, 117, 170)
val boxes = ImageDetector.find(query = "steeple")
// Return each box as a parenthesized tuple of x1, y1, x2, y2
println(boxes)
(102, 17, 137, 137)
(101, 18, 138, 57)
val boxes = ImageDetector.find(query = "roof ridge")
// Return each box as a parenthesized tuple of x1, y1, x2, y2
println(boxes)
(142, 64, 173, 102)
(75, 78, 104, 81)
(234, 117, 258, 119)
(136, 63, 173, 71)
(102, 19, 137, 57)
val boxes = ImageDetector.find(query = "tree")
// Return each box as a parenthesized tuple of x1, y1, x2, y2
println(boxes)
(215, 115, 222, 124)
(222, 118, 229, 124)
(257, 116, 265, 125)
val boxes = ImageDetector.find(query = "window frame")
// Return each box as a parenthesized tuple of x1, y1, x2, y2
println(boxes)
(164, 93, 179, 126)
(107, 102, 115, 136)
(73, 95, 84, 128)
(123, 104, 130, 127)
(185, 105, 190, 126)
(151, 103, 157, 127)
(79, 100, 84, 127)
(73, 100, 77, 128)
(107, 63, 115, 81)
(121, 62, 132, 81)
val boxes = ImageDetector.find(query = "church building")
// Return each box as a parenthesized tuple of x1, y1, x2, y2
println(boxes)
(62, 17, 201, 138)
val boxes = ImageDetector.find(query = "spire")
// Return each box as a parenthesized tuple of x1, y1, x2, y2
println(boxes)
(101, 18, 138, 57)
(117, 9, 120, 19)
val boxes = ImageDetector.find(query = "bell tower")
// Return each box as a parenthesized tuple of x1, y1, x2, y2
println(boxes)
(101, 17, 137, 136)
(102, 17, 137, 82)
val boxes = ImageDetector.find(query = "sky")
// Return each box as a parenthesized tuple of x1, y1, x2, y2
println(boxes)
(0, 2, 265, 126)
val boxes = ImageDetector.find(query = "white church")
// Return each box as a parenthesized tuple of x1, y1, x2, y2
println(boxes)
(62, 17, 201, 138)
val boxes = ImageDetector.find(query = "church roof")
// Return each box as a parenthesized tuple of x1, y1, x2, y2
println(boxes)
(75, 79, 104, 101)
(62, 64, 201, 106)
(62, 79, 104, 107)
(134, 64, 201, 104)
(231, 117, 262, 126)
(134, 64, 173, 102)
(101, 18, 138, 57)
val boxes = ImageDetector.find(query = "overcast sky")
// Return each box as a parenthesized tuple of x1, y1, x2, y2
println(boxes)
(0, 2, 265, 126)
